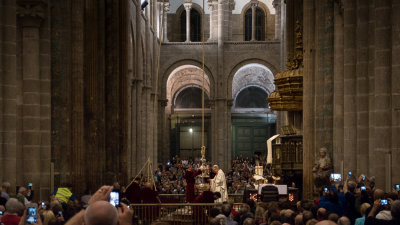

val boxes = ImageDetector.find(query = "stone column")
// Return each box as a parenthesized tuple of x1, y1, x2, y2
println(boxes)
(343, 0, 357, 173)
(250, 0, 258, 41)
(356, 0, 369, 174)
(373, 0, 392, 190)
(333, 1, 344, 173)
(0, 0, 17, 190)
(184, 3, 192, 42)
(392, 0, 400, 186)
(208, 0, 217, 41)
(163, 2, 169, 42)
(273, 0, 281, 40)
(17, 1, 46, 198)
(302, 0, 316, 199)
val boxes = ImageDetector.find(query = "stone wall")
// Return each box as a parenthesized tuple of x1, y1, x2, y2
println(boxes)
(302, 0, 400, 197)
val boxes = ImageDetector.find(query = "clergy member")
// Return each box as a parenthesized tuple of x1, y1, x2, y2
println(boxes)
(183, 165, 201, 202)
(210, 165, 228, 203)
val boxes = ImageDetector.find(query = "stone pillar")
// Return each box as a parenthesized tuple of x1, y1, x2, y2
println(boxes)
(250, 0, 258, 41)
(17, 0, 46, 199)
(343, 0, 357, 173)
(333, 1, 344, 173)
(163, 2, 169, 42)
(0, 0, 17, 191)
(302, 0, 316, 199)
(392, 0, 400, 187)
(355, 0, 369, 174)
(373, 0, 392, 190)
(208, 0, 217, 41)
(184, 3, 192, 42)
(273, 0, 281, 40)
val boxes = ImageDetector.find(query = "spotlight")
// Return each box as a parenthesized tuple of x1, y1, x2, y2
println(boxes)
(141, 0, 148, 10)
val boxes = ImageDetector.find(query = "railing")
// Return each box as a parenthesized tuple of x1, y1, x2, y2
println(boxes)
(158, 194, 244, 203)
(130, 203, 244, 225)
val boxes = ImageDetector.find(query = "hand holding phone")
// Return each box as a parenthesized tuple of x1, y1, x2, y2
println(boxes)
(381, 199, 388, 206)
(26, 207, 37, 224)
(109, 190, 120, 207)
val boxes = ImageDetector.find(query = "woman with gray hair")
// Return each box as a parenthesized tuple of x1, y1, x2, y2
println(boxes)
(1, 198, 23, 225)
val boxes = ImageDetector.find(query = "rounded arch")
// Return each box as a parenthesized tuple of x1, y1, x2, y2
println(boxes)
(161, 59, 215, 100)
(173, 85, 210, 109)
(234, 85, 270, 108)
(227, 58, 277, 98)
(241, 1, 271, 41)
(177, 3, 203, 42)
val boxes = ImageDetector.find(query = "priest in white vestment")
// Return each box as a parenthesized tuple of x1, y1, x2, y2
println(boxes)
(210, 165, 228, 203)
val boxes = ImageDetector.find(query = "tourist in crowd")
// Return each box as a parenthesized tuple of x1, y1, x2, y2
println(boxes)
(16, 187, 30, 205)
(1, 199, 22, 225)
(1, 182, 11, 201)
(53, 184, 76, 204)
(355, 203, 371, 225)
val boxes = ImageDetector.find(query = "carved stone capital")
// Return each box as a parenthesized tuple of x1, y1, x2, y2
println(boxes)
(159, 99, 168, 107)
(207, 1, 217, 10)
(229, 0, 235, 11)
(163, 2, 170, 12)
(17, 0, 46, 27)
(272, 0, 280, 9)
(250, 0, 259, 8)
(184, 2, 192, 11)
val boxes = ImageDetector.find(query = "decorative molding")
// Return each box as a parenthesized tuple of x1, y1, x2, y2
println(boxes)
(17, 1, 46, 27)
(184, 2, 192, 11)
(250, 0, 259, 8)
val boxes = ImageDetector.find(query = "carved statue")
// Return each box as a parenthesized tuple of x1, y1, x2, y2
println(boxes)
(312, 147, 332, 189)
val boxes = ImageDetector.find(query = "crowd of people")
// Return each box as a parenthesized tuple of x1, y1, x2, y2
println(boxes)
(1, 158, 400, 225)
(151, 155, 270, 195)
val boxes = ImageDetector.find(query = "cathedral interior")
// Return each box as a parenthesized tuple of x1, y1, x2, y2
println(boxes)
(0, 0, 399, 203)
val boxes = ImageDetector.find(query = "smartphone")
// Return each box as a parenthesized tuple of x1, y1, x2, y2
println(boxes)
(58, 211, 63, 217)
(348, 172, 352, 178)
(26, 207, 37, 224)
(109, 190, 120, 207)
(360, 186, 366, 191)
(41, 201, 45, 208)
(28, 183, 33, 187)
(381, 199, 388, 205)
(127, 205, 130, 209)
(362, 175, 366, 181)
(324, 187, 328, 193)
(0, 211, 3, 215)
(330, 173, 342, 182)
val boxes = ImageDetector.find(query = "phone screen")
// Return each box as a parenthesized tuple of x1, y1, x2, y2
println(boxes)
(330, 173, 342, 182)
(109, 191, 119, 207)
(0, 211, 3, 215)
(360, 186, 366, 191)
(381, 199, 388, 205)
(362, 176, 366, 181)
(324, 187, 328, 193)
(26, 207, 37, 224)
(395, 184, 399, 191)
(348, 172, 352, 178)
(28, 183, 33, 187)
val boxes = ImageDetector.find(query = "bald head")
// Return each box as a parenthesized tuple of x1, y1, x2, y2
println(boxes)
(337, 216, 351, 225)
(84, 201, 118, 225)
(374, 189, 385, 200)
(315, 221, 336, 225)
(317, 208, 327, 220)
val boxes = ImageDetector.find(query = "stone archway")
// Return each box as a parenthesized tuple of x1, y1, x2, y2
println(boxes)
(230, 63, 276, 159)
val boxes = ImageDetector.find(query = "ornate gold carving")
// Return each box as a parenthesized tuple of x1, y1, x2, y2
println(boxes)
(268, 20, 303, 111)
